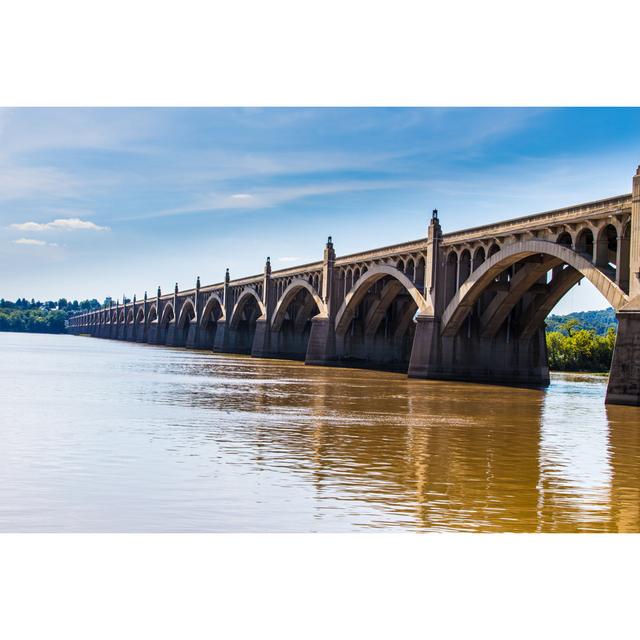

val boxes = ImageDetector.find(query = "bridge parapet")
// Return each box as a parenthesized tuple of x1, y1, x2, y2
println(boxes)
(441, 194, 632, 248)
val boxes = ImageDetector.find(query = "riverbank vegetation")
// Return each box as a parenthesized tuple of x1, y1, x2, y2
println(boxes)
(545, 308, 617, 372)
(0, 298, 102, 334)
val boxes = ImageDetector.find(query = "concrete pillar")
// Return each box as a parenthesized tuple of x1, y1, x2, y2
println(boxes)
(252, 258, 273, 357)
(186, 277, 201, 348)
(129, 295, 137, 341)
(629, 166, 640, 300)
(114, 300, 120, 339)
(121, 299, 129, 340)
(617, 235, 630, 294)
(425, 209, 443, 313)
(213, 269, 232, 351)
(147, 287, 161, 344)
(107, 301, 113, 338)
(407, 315, 442, 378)
(305, 237, 337, 364)
(595, 226, 610, 268)
(408, 210, 443, 377)
(138, 292, 148, 342)
(165, 283, 179, 346)
(606, 306, 640, 406)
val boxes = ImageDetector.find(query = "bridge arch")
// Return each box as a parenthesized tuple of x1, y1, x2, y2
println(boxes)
(336, 265, 430, 335)
(271, 279, 326, 332)
(160, 302, 174, 327)
(269, 279, 326, 359)
(228, 287, 266, 354)
(147, 304, 158, 324)
(472, 246, 486, 271)
(199, 293, 225, 327)
(441, 239, 629, 338)
(575, 227, 595, 258)
(333, 265, 430, 370)
(197, 293, 225, 349)
(556, 230, 573, 247)
(174, 299, 196, 347)
(229, 288, 266, 329)
(177, 298, 195, 328)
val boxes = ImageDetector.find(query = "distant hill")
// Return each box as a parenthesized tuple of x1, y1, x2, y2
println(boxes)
(545, 307, 617, 336)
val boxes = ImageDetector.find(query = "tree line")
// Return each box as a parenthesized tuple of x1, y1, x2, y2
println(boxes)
(545, 308, 617, 372)
(0, 297, 105, 334)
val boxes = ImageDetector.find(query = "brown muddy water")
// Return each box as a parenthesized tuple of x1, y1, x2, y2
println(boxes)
(0, 332, 638, 532)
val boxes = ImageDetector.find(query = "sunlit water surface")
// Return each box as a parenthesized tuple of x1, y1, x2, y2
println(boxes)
(1, 333, 638, 532)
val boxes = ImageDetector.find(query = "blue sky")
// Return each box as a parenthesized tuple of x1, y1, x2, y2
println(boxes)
(1, 107, 639, 313)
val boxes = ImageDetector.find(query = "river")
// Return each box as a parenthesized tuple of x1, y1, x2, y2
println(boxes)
(0, 332, 638, 532)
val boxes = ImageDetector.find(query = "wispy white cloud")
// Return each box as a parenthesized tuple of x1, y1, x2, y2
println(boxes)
(12, 238, 58, 247)
(10, 218, 110, 232)
(133, 179, 418, 220)
(0, 166, 84, 201)
(0, 108, 163, 159)
(173, 149, 402, 183)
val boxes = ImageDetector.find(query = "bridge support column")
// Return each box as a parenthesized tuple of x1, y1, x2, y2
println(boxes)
(606, 305, 640, 406)
(212, 322, 229, 351)
(408, 316, 550, 387)
(305, 316, 336, 365)
(407, 315, 441, 378)
(164, 321, 178, 346)
(251, 318, 271, 357)
(251, 257, 274, 358)
(185, 323, 199, 348)
(305, 238, 337, 365)
(146, 321, 160, 344)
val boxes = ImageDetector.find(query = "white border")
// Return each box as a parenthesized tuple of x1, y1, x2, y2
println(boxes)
(0, 534, 638, 639)
(0, 1, 638, 106)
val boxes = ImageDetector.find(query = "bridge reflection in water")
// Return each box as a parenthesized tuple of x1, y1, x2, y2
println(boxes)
(153, 351, 638, 532)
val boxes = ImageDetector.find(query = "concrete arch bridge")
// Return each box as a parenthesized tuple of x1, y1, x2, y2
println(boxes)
(70, 167, 640, 406)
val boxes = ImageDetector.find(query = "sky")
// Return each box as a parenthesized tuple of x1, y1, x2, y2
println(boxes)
(1, 107, 639, 314)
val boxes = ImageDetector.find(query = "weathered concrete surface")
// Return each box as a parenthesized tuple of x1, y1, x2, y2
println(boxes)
(606, 305, 640, 406)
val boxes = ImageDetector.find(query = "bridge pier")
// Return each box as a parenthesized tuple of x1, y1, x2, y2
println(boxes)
(606, 305, 640, 406)
(250, 318, 272, 358)
(146, 321, 160, 344)
(185, 323, 199, 348)
(214, 323, 253, 354)
(408, 316, 549, 387)
(407, 315, 441, 378)
(266, 327, 312, 360)
(305, 317, 336, 365)
(164, 322, 178, 347)
(211, 323, 228, 351)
